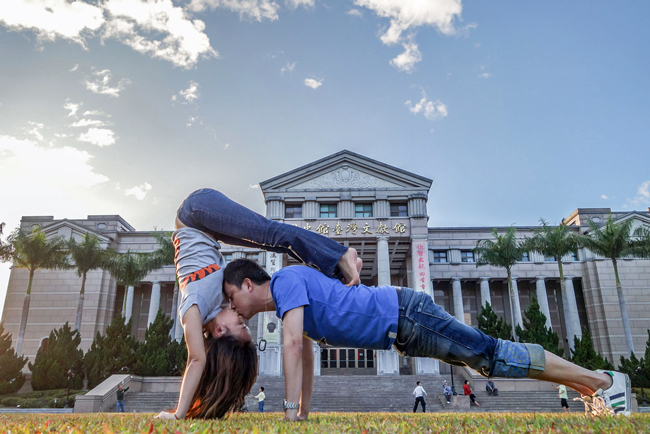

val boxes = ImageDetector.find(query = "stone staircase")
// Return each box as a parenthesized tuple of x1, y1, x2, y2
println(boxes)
(123, 376, 583, 414)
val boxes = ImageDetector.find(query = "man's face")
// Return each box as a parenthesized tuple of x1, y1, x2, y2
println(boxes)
(224, 280, 255, 319)
(213, 306, 251, 341)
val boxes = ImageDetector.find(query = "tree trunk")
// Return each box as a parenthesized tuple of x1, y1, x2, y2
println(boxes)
(558, 260, 575, 353)
(613, 258, 635, 355)
(507, 269, 517, 341)
(16, 270, 34, 356)
(74, 273, 87, 332)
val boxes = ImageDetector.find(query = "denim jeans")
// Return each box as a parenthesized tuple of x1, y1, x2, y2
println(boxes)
(394, 287, 545, 379)
(177, 189, 348, 277)
(413, 396, 426, 412)
(258, 401, 264, 412)
(116, 400, 125, 412)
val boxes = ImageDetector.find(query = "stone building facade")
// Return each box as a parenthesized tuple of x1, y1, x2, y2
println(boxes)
(2, 150, 650, 377)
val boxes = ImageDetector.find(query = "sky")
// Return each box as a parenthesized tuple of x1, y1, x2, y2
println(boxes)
(1, 0, 649, 314)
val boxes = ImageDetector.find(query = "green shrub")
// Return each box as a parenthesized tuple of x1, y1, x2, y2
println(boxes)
(28, 322, 84, 390)
(0, 321, 28, 394)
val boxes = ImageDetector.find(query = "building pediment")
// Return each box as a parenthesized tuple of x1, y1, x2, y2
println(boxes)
(260, 150, 432, 193)
(611, 212, 650, 231)
(41, 220, 112, 246)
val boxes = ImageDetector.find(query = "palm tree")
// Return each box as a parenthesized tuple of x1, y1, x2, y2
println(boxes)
(526, 220, 582, 350)
(68, 233, 111, 332)
(473, 227, 527, 340)
(144, 231, 179, 340)
(5, 227, 70, 356)
(581, 216, 650, 355)
(104, 249, 152, 323)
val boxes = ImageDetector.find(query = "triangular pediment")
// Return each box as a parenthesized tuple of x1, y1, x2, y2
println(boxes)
(260, 150, 432, 193)
(41, 220, 112, 245)
(611, 212, 650, 231)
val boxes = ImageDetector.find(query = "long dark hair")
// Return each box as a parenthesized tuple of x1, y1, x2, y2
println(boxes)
(185, 335, 258, 419)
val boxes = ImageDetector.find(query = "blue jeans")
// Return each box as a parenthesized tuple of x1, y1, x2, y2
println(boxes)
(177, 189, 348, 277)
(394, 287, 545, 378)
(258, 401, 264, 412)
(116, 400, 125, 412)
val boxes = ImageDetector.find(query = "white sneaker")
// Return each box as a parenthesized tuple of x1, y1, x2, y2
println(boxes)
(592, 370, 632, 416)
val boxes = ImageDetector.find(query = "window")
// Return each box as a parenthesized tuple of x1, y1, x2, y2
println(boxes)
(355, 203, 372, 218)
(521, 251, 530, 262)
(544, 255, 556, 262)
(285, 205, 302, 219)
(433, 251, 447, 263)
(460, 251, 474, 263)
(570, 251, 578, 261)
(223, 254, 233, 265)
(320, 204, 337, 218)
(390, 203, 408, 217)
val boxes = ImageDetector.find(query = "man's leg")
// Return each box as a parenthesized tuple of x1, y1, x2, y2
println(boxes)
(422, 398, 426, 413)
(116, 401, 119, 413)
(413, 399, 418, 412)
(177, 189, 357, 283)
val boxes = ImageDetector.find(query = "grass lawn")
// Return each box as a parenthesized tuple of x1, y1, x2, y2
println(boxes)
(1, 412, 648, 433)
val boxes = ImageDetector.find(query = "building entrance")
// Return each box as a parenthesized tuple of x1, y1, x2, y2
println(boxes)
(321, 348, 375, 369)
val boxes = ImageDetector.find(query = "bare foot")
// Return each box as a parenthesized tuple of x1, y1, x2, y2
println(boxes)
(338, 248, 361, 286)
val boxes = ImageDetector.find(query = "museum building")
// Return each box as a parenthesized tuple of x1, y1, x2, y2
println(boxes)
(3, 150, 650, 377)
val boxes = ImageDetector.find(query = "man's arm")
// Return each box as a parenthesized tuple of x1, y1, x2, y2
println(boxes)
(281, 306, 305, 421)
(156, 306, 205, 420)
(298, 336, 314, 420)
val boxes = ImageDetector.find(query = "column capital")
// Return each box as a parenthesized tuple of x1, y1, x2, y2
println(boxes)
(511, 276, 519, 280)
(479, 276, 490, 282)
(535, 276, 546, 281)
(410, 235, 429, 241)
(376, 235, 390, 242)
(151, 280, 161, 285)
(564, 275, 575, 280)
(451, 277, 462, 282)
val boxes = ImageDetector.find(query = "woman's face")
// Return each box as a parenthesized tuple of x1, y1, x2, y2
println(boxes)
(213, 306, 251, 341)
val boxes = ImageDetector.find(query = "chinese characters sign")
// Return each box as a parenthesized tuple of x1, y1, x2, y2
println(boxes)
(294, 220, 409, 238)
(411, 240, 431, 295)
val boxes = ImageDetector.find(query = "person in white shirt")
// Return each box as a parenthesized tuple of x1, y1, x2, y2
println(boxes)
(413, 381, 427, 413)
(250, 387, 266, 413)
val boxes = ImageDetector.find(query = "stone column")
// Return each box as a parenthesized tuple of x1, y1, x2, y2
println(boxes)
(170, 281, 179, 340)
(510, 277, 523, 328)
(452, 278, 464, 324)
(174, 287, 184, 342)
(535, 277, 552, 329)
(479, 277, 491, 308)
(147, 281, 161, 326)
(376, 236, 391, 286)
(563, 276, 582, 350)
(411, 237, 438, 374)
(259, 252, 284, 376)
(313, 342, 321, 376)
(376, 235, 399, 375)
(124, 286, 134, 323)
(265, 196, 284, 219)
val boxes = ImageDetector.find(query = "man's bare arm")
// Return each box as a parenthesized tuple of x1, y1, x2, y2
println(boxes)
(156, 306, 205, 420)
(281, 307, 305, 421)
(298, 336, 314, 420)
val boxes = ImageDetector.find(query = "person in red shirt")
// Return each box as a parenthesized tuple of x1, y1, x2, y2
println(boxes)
(463, 380, 480, 406)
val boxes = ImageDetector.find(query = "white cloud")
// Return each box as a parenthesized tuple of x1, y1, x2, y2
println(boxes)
(78, 128, 116, 147)
(0, 134, 109, 202)
(0, 0, 216, 69)
(390, 40, 421, 73)
(83, 109, 109, 117)
(347, 8, 363, 17)
(172, 81, 200, 104)
(224, 143, 230, 150)
(626, 181, 650, 208)
(281, 61, 297, 75)
(64, 101, 81, 117)
(69, 64, 79, 72)
(601, 194, 611, 200)
(285, 0, 314, 8)
(188, 0, 280, 21)
(0, 0, 105, 47)
(85, 69, 130, 97)
(70, 119, 107, 128)
(27, 122, 45, 141)
(405, 90, 448, 121)
(125, 182, 152, 200)
(478, 72, 492, 79)
(304, 78, 322, 89)
(248, 184, 260, 190)
(354, 0, 465, 71)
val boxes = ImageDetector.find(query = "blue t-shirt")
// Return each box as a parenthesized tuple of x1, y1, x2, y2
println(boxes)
(270, 266, 398, 350)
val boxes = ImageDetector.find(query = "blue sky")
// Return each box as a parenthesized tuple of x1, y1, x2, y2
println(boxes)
(1, 1, 649, 312)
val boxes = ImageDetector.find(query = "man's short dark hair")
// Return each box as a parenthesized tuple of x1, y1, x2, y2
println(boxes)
(260, 386, 264, 391)
(224, 258, 271, 288)
(416, 381, 421, 385)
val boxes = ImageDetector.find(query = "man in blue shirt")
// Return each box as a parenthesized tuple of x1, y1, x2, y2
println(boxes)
(223, 259, 632, 420)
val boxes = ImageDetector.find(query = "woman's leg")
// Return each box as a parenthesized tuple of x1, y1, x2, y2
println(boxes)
(177, 189, 359, 283)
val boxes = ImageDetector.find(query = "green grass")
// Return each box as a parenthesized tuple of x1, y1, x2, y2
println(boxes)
(0, 412, 649, 433)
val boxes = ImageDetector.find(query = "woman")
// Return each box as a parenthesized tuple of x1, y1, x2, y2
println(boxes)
(463, 380, 480, 406)
(156, 189, 361, 420)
